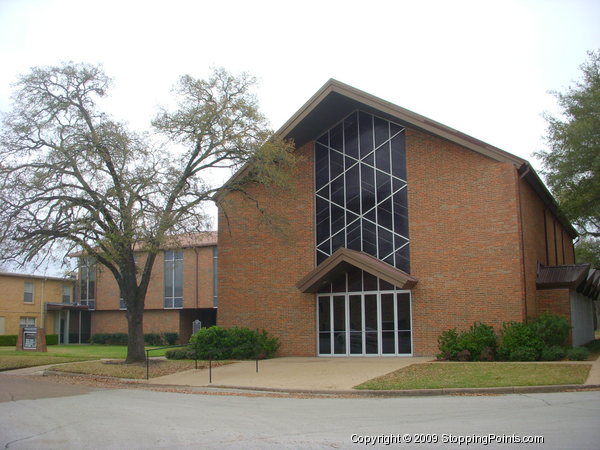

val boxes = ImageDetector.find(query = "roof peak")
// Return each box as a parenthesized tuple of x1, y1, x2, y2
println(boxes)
(277, 78, 527, 167)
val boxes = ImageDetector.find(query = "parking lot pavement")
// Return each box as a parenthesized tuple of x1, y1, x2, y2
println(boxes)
(0, 374, 99, 403)
(1, 385, 599, 449)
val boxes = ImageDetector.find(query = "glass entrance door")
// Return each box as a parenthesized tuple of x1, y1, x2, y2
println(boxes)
(317, 291, 411, 356)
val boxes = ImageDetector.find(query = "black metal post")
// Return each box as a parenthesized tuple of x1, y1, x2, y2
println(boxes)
(255, 342, 260, 373)
(209, 354, 212, 383)
(144, 344, 189, 380)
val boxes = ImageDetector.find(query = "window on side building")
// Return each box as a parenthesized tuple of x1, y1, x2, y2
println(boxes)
(164, 250, 183, 308)
(19, 317, 36, 328)
(80, 258, 96, 310)
(62, 285, 72, 303)
(23, 282, 34, 303)
(119, 288, 127, 310)
(212, 246, 218, 308)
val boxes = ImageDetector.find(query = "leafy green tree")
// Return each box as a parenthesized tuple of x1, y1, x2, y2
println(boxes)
(536, 50, 600, 266)
(575, 238, 600, 267)
(0, 63, 296, 362)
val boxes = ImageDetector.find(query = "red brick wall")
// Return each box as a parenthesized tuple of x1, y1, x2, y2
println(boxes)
(94, 246, 215, 311)
(537, 288, 571, 319)
(518, 179, 576, 322)
(540, 213, 574, 266)
(536, 288, 573, 344)
(406, 129, 524, 355)
(518, 180, 547, 319)
(217, 128, 537, 356)
(91, 309, 180, 335)
(188, 246, 216, 309)
(217, 142, 316, 356)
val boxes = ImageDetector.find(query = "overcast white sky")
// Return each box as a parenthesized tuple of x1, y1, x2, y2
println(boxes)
(0, 0, 599, 275)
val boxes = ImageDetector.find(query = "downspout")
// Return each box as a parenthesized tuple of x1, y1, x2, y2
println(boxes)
(41, 278, 46, 330)
(543, 207, 549, 264)
(194, 247, 199, 309)
(517, 165, 530, 321)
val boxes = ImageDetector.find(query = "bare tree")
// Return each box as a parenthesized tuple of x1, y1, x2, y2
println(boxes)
(0, 63, 296, 362)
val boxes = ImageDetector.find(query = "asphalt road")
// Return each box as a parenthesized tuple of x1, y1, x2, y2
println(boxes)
(1, 375, 599, 449)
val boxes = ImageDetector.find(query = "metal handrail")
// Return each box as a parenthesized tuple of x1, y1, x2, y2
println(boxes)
(145, 344, 196, 380)
(145, 343, 264, 381)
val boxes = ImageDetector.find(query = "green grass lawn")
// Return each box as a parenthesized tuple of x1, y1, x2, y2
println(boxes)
(49, 359, 230, 379)
(0, 344, 170, 371)
(0, 356, 94, 371)
(355, 362, 592, 390)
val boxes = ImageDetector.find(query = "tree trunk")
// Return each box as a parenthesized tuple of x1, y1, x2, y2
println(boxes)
(125, 305, 145, 363)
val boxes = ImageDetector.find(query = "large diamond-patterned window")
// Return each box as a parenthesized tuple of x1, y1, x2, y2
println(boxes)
(315, 111, 410, 272)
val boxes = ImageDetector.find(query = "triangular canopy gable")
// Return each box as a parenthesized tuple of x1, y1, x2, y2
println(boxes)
(296, 247, 418, 293)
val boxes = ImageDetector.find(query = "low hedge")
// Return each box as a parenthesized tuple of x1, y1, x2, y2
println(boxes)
(540, 345, 567, 361)
(163, 332, 178, 345)
(144, 333, 163, 346)
(0, 335, 18, 346)
(189, 326, 280, 360)
(144, 332, 179, 346)
(567, 347, 590, 361)
(90, 332, 179, 346)
(90, 333, 128, 345)
(165, 348, 195, 360)
(45, 334, 59, 345)
(437, 323, 497, 361)
(438, 313, 578, 362)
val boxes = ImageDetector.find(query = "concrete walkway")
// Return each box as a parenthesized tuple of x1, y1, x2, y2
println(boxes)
(150, 356, 431, 390)
(4, 354, 600, 395)
(585, 354, 600, 385)
(148, 355, 600, 392)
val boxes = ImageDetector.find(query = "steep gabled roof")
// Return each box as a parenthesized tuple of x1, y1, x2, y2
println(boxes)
(296, 247, 418, 293)
(215, 79, 577, 238)
(277, 79, 526, 166)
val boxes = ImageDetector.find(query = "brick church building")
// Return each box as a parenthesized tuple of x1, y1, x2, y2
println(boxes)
(215, 79, 599, 357)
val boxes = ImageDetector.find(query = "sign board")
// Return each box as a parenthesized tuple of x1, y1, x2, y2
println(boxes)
(192, 320, 202, 335)
(23, 327, 37, 350)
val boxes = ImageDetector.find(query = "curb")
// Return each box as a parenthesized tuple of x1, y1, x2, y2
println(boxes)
(204, 383, 600, 397)
(41, 369, 600, 397)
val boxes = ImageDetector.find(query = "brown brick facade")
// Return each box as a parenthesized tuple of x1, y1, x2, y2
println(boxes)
(217, 142, 316, 356)
(537, 288, 571, 320)
(216, 124, 571, 356)
(517, 179, 576, 324)
(406, 129, 524, 355)
(94, 246, 216, 311)
(88, 239, 217, 341)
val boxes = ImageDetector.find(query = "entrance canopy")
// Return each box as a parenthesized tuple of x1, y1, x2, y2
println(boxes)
(536, 263, 600, 300)
(296, 247, 418, 293)
(46, 302, 89, 311)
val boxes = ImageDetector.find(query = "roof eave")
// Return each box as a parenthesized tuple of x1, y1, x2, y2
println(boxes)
(278, 79, 527, 167)
(519, 164, 578, 239)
